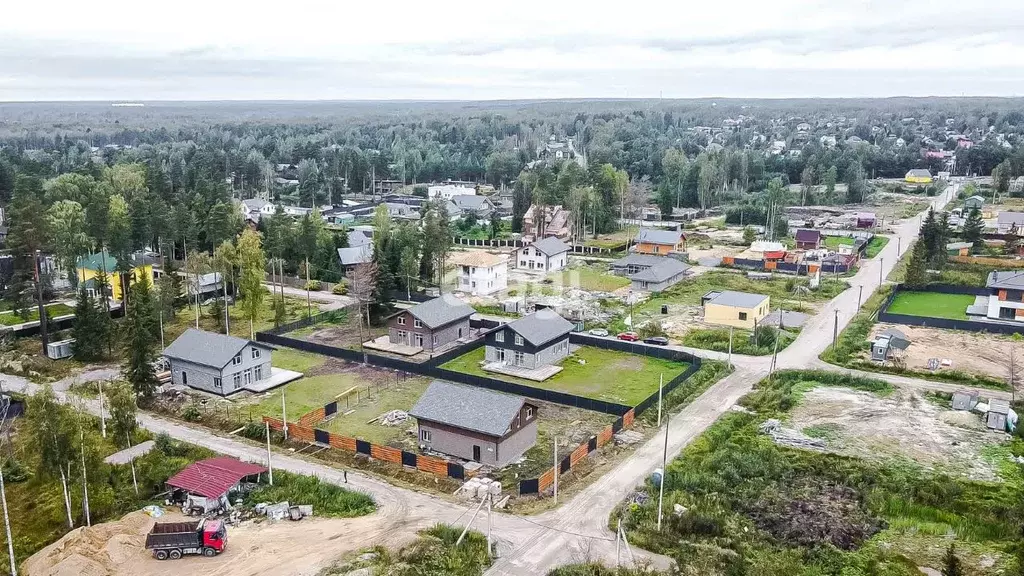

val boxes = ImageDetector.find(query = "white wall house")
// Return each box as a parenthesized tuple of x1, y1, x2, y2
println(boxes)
(450, 251, 508, 296)
(429, 184, 476, 200)
(515, 236, 571, 273)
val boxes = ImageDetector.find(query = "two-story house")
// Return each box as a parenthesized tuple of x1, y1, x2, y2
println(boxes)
(386, 294, 475, 352)
(162, 328, 274, 396)
(984, 271, 1024, 321)
(447, 195, 495, 220)
(450, 251, 507, 295)
(514, 236, 571, 272)
(484, 309, 573, 370)
(634, 229, 686, 255)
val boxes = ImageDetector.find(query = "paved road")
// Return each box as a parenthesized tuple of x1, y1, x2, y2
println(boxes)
(269, 283, 358, 311)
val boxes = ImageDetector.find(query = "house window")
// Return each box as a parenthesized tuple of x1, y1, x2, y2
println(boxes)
(495, 331, 504, 343)
(397, 316, 406, 325)
(496, 348, 506, 362)
(525, 406, 534, 419)
(458, 327, 463, 338)
(739, 312, 748, 321)
(514, 351, 525, 366)
(254, 366, 263, 381)
(414, 334, 423, 346)
(432, 334, 438, 345)
(213, 377, 222, 389)
(252, 348, 261, 359)
(515, 335, 524, 346)
(232, 353, 242, 365)
(421, 429, 432, 442)
(520, 261, 527, 266)
(397, 330, 407, 340)
(414, 319, 423, 328)
(182, 371, 188, 385)
(233, 373, 242, 387)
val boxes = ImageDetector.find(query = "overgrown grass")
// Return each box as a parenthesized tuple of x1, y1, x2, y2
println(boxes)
(323, 524, 492, 576)
(681, 327, 797, 356)
(0, 303, 75, 325)
(615, 370, 1023, 576)
(638, 361, 732, 426)
(864, 236, 890, 258)
(244, 471, 375, 517)
(546, 264, 631, 292)
(272, 348, 326, 373)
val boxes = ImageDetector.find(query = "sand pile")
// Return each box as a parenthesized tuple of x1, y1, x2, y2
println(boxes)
(23, 510, 158, 576)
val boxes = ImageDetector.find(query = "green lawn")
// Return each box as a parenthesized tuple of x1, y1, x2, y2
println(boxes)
(546, 264, 630, 292)
(886, 291, 975, 320)
(164, 294, 309, 342)
(864, 236, 890, 258)
(322, 377, 431, 445)
(0, 303, 75, 325)
(272, 348, 326, 373)
(441, 346, 688, 406)
(824, 236, 856, 248)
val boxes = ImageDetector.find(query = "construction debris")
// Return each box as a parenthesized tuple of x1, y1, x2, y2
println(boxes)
(458, 477, 503, 500)
(759, 419, 826, 450)
(614, 430, 645, 446)
(374, 410, 409, 426)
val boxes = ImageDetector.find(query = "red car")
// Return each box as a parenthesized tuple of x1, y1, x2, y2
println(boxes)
(616, 332, 639, 341)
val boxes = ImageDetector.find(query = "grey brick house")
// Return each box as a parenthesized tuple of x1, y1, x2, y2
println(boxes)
(162, 328, 274, 396)
(410, 380, 538, 466)
(610, 254, 690, 291)
(484, 309, 573, 369)
(386, 294, 475, 352)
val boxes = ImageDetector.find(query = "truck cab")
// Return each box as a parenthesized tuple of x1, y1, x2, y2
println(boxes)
(203, 520, 227, 552)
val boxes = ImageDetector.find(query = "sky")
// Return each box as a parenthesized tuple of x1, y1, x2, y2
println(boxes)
(3, 0, 1024, 101)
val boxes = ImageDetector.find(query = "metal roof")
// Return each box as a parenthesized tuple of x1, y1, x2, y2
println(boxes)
(166, 457, 267, 499)
(611, 253, 670, 268)
(76, 250, 157, 273)
(347, 230, 372, 247)
(997, 212, 1024, 225)
(878, 327, 909, 342)
(505, 308, 574, 347)
(946, 242, 974, 250)
(906, 169, 932, 178)
(406, 294, 475, 329)
(794, 229, 821, 242)
(636, 228, 683, 246)
(163, 328, 270, 369)
(409, 381, 527, 437)
(529, 236, 571, 256)
(989, 399, 1010, 414)
(337, 245, 373, 266)
(986, 270, 1024, 289)
(704, 290, 769, 309)
(628, 258, 691, 283)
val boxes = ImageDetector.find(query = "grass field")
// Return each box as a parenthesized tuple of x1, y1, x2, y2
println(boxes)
(864, 236, 890, 258)
(545, 264, 630, 292)
(886, 291, 975, 320)
(441, 346, 688, 406)
(824, 236, 856, 248)
(164, 294, 309, 342)
(0, 303, 75, 325)
(321, 376, 432, 445)
(272, 348, 326, 373)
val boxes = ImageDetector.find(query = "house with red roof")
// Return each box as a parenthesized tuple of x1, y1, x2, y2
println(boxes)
(166, 456, 267, 511)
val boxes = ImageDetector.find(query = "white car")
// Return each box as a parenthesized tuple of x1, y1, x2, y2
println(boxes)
(588, 328, 610, 337)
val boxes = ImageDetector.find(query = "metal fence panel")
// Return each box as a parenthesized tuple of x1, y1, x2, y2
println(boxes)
(314, 429, 330, 444)
(447, 463, 465, 480)
(519, 478, 539, 495)
(401, 451, 417, 468)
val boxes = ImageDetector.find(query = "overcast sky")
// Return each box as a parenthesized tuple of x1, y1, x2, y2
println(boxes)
(3, 0, 1024, 101)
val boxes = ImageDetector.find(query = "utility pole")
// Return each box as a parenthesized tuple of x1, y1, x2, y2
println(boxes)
(0, 388, 17, 575)
(858, 285, 863, 310)
(879, 257, 884, 287)
(832, 309, 839, 351)
(305, 257, 312, 319)
(281, 389, 289, 440)
(486, 493, 493, 558)
(33, 250, 49, 354)
(897, 237, 901, 257)
(265, 421, 274, 485)
(552, 437, 558, 505)
(657, 373, 663, 427)
(126, 433, 139, 495)
(98, 379, 106, 438)
(728, 326, 734, 368)
(657, 414, 668, 531)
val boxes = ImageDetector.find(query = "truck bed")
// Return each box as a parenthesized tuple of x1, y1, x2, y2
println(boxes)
(145, 521, 203, 549)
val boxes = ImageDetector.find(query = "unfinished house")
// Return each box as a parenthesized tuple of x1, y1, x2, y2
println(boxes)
(386, 294, 475, 353)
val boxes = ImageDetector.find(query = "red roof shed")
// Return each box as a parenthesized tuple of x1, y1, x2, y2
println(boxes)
(166, 456, 268, 499)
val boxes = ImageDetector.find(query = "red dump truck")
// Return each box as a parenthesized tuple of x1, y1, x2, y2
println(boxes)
(145, 519, 227, 560)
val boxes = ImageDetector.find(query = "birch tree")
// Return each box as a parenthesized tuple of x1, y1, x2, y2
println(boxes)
(212, 240, 238, 334)
(28, 386, 76, 528)
(236, 229, 266, 339)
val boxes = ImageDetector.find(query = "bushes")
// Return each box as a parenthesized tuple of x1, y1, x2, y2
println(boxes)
(326, 524, 492, 576)
(244, 471, 375, 517)
(682, 326, 791, 356)
(331, 282, 348, 295)
(304, 280, 322, 291)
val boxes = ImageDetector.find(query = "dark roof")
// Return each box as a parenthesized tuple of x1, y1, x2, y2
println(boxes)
(636, 228, 683, 246)
(409, 381, 527, 437)
(986, 270, 1024, 289)
(879, 327, 909, 341)
(337, 245, 373, 266)
(529, 236, 571, 256)
(406, 294, 475, 329)
(450, 195, 493, 210)
(505, 309, 574, 347)
(704, 290, 769, 309)
(611, 253, 669, 269)
(628, 258, 691, 283)
(163, 328, 270, 369)
(166, 457, 267, 499)
(347, 230, 372, 247)
(794, 229, 821, 243)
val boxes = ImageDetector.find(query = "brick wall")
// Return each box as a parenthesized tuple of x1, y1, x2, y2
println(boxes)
(298, 407, 327, 427)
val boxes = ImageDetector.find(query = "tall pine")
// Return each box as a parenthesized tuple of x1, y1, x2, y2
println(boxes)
(71, 287, 108, 361)
(122, 274, 160, 400)
(962, 206, 984, 253)
(904, 241, 929, 289)
(6, 175, 49, 318)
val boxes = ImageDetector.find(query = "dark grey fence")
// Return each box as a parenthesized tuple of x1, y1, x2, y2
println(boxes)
(879, 284, 1024, 335)
(264, 311, 335, 335)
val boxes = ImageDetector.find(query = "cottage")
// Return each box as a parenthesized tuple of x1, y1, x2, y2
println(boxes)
(634, 228, 686, 255)
(76, 250, 157, 301)
(946, 241, 973, 256)
(522, 205, 571, 241)
(997, 212, 1024, 234)
(337, 244, 374, 273)
(987, 399, 1010, 431)
(239, 198, 275, 223)
(386, 294, 474, 352)
(484, 309, 573, 370)
(448, 195, 495, 220)
(450, 251, 508, 296)
(855, 212, 877, 229)
(701, 291, 770, 329)
(964, 195, 985, 210)
(166, 457, 267, 511)
(189, 272, 224, 300)
(905, 169, 933, 184)
(162, 329, 274, 396)
(951, 390, 979, 411)
(794, 229, 822, 250)
(515, 236, 571, 272)
(982, 271, 1024, 322)
(870, 328, 911, 362)
(410, 381, 537, 466)
(623, 257, 690, 291)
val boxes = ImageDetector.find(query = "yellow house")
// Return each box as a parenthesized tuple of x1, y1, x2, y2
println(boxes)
(905, 169, 933, 184)
(701, 290, 770, 329)
(76, 250, 156, 301)
(635, 229, 686, 255)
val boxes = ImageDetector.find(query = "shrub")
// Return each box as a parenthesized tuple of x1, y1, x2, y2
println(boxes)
(181, 403, 201, 422)
(637, 321, 666, 339)
(331, 282, 348, 295)
(304, 280, 322, 291)
(245, 471, 375, 517)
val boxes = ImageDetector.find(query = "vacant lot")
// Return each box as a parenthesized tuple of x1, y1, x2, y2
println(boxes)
(442, 346, 688, 406)
(321, 375, 432, 447)
(864, 236, 889, 258)
(163, 294, 310, 342)
(873, 321, 1020, 382)
(545, 264, 630, 293)
(886, 291, 974, 320)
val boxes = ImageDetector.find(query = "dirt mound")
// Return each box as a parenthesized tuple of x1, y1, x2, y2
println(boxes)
(22, 511, 157, 576)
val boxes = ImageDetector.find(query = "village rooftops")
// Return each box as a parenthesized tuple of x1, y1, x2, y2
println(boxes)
(703, 290, 769, 308)
(77, 250, 158, 273)
(611, 253, 669, 268)
(409, 380, 527, 437)
(529, 236, 571, 256)
(162, 328, 273, 369)
(503, 308, 574, 347)
(628, 258, 691, 283)
(906, 169, 932, 178)
(636, 228, 684, 245)
(403, 294, 474, 329)
(337, 245, 373, 266)
(986, 270, 1024, 289)
(794, 229, 821, 243)
(449, 250, 506, 268)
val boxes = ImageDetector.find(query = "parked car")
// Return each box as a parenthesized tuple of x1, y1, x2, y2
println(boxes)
(616, 332, 639, 341)
(588, 328, 609, 337)
(643, 336, 669, 346)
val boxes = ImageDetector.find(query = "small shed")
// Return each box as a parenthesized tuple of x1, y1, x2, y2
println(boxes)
(964, 195, 985, 210)
(856, 212, 877, 229)
(794, 229, 822, 250)
(987, 399, 1010, 431)
(946, 241, 973, 256)
(166, 456, 267, 511)
(951, 390, 979, 411)
(46, 338, 75, 360)
(871, 328, 911, 361)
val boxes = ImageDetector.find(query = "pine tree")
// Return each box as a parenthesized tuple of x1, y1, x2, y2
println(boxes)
(905, 241, 929, 289)
(962, 206, 984, 252)
(122, 274, 160, 400)
(71, 287, 108, 361)
(921, 208, 939, 260)
(942, 543, 964, 576)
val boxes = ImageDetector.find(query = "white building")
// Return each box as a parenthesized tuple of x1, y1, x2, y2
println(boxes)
(515, 236, 571, 272)
(429, 184, 476, 200)
(449, 251, 508, 296)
